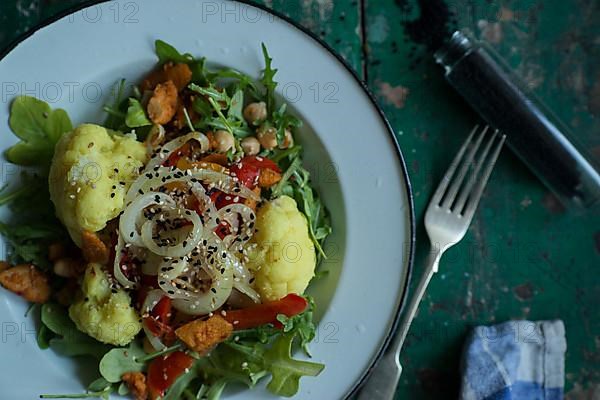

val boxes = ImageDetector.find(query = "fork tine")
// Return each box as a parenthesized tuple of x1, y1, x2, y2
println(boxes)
(462, 134, 506, 221)
(430, 125, 478, 206)
(453, 129, 499, 213)
(441, 125, 489, 209)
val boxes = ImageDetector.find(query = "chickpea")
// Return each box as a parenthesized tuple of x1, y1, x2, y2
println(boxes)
(241, 136, 261, 156)
(257, 125, 278, 150)
(213, 130, 235, 153)
(279, 128, 294, 149)
(243, 102, 267, 125)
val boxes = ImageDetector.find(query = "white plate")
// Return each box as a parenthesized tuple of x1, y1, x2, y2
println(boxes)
(0, 1, 414, 398)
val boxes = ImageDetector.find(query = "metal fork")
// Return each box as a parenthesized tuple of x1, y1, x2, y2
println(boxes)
(357, 125, 506, 400)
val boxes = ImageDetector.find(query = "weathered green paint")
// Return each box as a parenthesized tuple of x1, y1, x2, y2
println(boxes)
(0, 1, 598, 399)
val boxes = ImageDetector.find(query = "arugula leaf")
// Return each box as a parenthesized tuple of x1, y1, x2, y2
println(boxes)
(260, 43, 278, 114)
(41, 303, 111, 359)
(5, 96, 72, 167)
(163, 364, 200, 400)
(87, 378, 112, 392)
(99, 340, 146, 383)
(276, 297, 317, 356)
(103, 79, 128, 131)
(37, 323, 52, 350)
(117, 382, 129, 396)
(39, 388, 113, 399)
(155, 39, 195, 64)
(272, 103, 302, 144)
(40, 378, 115, 400)
(228, 89, 244, 122)
(271, 151, 331, 259)
(0, 173, 67, 269)
(125, 98, 152, 128)
(0, 221, 64, 270)
(264, 333, 324, 397)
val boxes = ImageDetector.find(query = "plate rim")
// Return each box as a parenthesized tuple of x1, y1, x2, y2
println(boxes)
(0, 1, 416, 398)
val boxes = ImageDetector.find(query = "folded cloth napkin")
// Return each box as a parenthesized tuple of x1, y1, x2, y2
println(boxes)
(459, 320, 566, 400)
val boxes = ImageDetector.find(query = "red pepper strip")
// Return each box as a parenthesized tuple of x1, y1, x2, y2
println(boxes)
(229, 155, 281, 189)
(144, 296, 173, 337)
(223, 294, 308, 330)
(147, 351, 194, 398)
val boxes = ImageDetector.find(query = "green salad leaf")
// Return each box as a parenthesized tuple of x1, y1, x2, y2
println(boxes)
(99, 340, 146, 383)
(5, 96, 72, 167)
(87, 378, 112, 393)
(155, 39, 195, 65)
(125, 98, 152, 128)
(41, 303, 110, 359)
(270, 149, 331, 259)
(264, 333, 324, 397)
(103, 79, 128, 131)
(260, 43, 278, 114)
(0, 172, 67, 269)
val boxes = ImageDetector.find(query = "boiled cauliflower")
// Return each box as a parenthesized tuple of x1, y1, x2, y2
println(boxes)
(49, 124, 147, 246)
(69, 263, 141, 346)
(246, 196, 316, 301)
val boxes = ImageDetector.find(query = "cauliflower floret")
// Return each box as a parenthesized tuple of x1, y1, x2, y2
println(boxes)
(69, 263, 141, 346)
(49, 124, 147, 246)
(245, 196, 316, 301)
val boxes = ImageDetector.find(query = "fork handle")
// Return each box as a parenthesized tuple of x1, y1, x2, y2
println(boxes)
(356, 248, 442, 400)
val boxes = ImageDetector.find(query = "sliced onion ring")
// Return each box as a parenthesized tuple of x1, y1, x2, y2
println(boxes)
(120, 192, 176, 247)
(113, 236, 138, 289)
(144, 131, 210, 172)
(140, 207, 203, 257)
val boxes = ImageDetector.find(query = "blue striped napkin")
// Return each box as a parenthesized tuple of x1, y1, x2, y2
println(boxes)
(459, 320, 566, 400)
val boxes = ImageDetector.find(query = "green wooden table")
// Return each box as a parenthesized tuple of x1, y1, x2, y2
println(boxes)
(1, 1, 598, 398)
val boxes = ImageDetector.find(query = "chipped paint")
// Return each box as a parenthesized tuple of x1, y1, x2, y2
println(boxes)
(477, 20, 503, 44)
(520, 196, 532, 208)
(368, 14, 389, 44)
(513, 282, 534, 301)
(377, 81, 410, 108)
(497, 6, 515, 22)
(301, 0, 334, 29)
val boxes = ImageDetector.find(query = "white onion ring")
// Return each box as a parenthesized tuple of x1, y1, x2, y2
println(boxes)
(140, 207, 203, 257)
(144, 131, 210, 172)
(161, 239, 235, 314)
(141, 289, 168, 351)
(120, 192, 176, 247)
(113, 236, 138, 289)
(217, 203, 256, 251)
(126, 167, 259, 206)
(144, 124, 166, 151)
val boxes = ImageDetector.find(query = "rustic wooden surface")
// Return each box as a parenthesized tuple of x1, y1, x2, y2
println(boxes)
(0, 1, 598, 399)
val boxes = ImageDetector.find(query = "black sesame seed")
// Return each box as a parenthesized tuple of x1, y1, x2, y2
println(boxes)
(110, 193, 115, 198)
(168, 290, 175, 295)
(211, 288, 217, 294)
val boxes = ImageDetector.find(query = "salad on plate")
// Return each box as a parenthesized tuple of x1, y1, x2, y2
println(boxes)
(0, 40, 331, 399)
